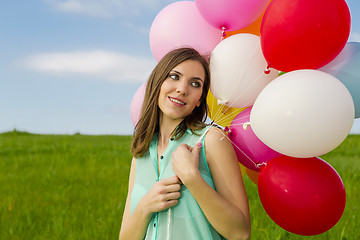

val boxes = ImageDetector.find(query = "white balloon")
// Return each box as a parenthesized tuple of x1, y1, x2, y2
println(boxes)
(250, 69, 355, 158)
(210, 33, 278, 108)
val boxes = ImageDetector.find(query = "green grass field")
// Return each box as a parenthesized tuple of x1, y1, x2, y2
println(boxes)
(0, 130, 359, 239)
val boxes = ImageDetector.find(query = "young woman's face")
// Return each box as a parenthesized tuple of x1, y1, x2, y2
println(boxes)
(158, 59, 205, 122)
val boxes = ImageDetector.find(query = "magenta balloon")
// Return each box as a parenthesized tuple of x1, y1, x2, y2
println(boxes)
(258, 156, 346, 235)
(195, 0, 270, 31)
(228, 107, 282, 171)
(130, 83, 146, 126)
(150, 1, 221, 62)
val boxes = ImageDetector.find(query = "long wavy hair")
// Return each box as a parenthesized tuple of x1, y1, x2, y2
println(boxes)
(131, 47, 211, 158)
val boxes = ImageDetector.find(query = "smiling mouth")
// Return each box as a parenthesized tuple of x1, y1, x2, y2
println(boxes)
(169, 97, 186, 105)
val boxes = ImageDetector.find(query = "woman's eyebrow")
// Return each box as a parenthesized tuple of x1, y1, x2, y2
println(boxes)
(171, 70, 183, 76)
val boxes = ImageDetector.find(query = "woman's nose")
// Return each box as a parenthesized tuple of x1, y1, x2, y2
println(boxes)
(175, 81, 187, 95)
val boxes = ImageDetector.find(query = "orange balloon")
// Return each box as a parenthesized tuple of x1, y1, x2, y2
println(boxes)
(224, 0, 271, 38)
(246, 167, 259, 185)
(225, 13, 263, 37)
(207, 90, 246, 127)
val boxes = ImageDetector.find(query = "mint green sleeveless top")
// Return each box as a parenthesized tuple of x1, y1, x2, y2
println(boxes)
(130, 126, 225, 240)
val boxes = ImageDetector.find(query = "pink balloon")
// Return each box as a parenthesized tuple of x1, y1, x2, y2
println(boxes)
(150, 1, 221, 62)
(195, 0, 270, 31)
(130, 83, 146, 126)
(228, 107, 282, 171)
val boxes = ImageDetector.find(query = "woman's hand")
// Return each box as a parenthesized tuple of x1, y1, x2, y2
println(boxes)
(172, 143, 202, 185)
(138, 176, 181, 215)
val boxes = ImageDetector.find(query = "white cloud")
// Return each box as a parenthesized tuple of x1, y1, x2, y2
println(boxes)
(23, 50, 156, 83)
(43, 0, 172, 18)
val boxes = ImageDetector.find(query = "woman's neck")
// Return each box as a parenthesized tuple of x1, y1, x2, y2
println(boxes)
(158, 115, 183, 148)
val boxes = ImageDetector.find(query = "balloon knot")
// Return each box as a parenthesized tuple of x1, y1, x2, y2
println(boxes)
(221, 27, 226, 37)
(256, 162, 267, 169)
(217, 99, 229, 105)
(224, 126, 230, 134)
(264, 64, 271, 74)
(242, 121, 250, 130)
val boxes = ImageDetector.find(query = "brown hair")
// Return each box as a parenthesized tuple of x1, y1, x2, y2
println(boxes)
(131, 47, 210, 158)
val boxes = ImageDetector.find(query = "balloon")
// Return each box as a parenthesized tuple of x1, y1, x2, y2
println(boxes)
(245, 168, 259, 185)
(207, 90, 246, 127)
(239, 163, 246, 177)
(130, 83, 146, 126)
(258, 156, 346, 235)
(228, 107, 282, 171)
(225, 0, 271, 37)
(260, 0, 351, 72)
(210, 33, 278, 109)
(320, 42, 360, 118)
(195, 0, 270, 31)
(225, 12, 264, 37)
(150, 1, 221, 62)
(250, 70, 355, 158)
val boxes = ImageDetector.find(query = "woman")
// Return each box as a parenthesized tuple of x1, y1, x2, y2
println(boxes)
(120, 48, 251, 240)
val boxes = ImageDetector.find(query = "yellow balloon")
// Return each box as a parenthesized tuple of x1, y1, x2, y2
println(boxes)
(239, 163, 246, 177)
(207, 90, 246, 127)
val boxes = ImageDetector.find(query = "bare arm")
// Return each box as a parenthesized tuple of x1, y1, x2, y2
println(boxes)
(172, 128, 251, 240)
(119, 158, 150, 240)
(119, 158, 182, 240)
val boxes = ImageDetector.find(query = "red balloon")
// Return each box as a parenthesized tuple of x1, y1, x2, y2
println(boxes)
(260, 0, 351, 72)
(258, 156, 346, 235)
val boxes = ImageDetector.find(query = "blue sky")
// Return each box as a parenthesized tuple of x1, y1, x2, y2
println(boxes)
(1, 0, 359, 135)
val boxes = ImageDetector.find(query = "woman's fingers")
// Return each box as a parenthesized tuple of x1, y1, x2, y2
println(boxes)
(165, 191, 181, 201)
(160, 175, 181, 185)
(166, 199, 179, 208)
(144, 176, 183, 212)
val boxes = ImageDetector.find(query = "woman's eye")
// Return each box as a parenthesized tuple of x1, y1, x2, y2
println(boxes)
(169, 73, 179, 80)
(191, 81, 201, 88)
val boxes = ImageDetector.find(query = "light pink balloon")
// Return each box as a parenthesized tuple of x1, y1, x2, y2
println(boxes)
(228, 107, 282, 171)
(195, 0, 270, 31)
(130, 83, 146, 126)
(150, 1, 222, 62)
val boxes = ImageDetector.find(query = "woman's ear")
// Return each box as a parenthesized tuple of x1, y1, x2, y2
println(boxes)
(196, 101, 201, 107)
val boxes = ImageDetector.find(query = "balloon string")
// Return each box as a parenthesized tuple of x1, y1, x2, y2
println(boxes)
(213, 62, 275, 126)
(209, 100, 230, 126)
(209, 100, 227, 122)
(212, 107, 243, 127)
(228, 65, 267, 111)
(216, 107, 248, 125)
(192, 123, 263, 169)
(212, 127, 262, 169)
(195, 126, 211, 145)
(222, 40, 260, 110)
(226, 114, 249, 124)
(211, 105, 235, 126)
(209, 46, 277, 132)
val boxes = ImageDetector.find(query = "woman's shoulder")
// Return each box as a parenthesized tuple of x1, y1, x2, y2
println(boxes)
(205, 125, 226, 138)
(204, 125, 232, 149)
(203, 126, 237, 167)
